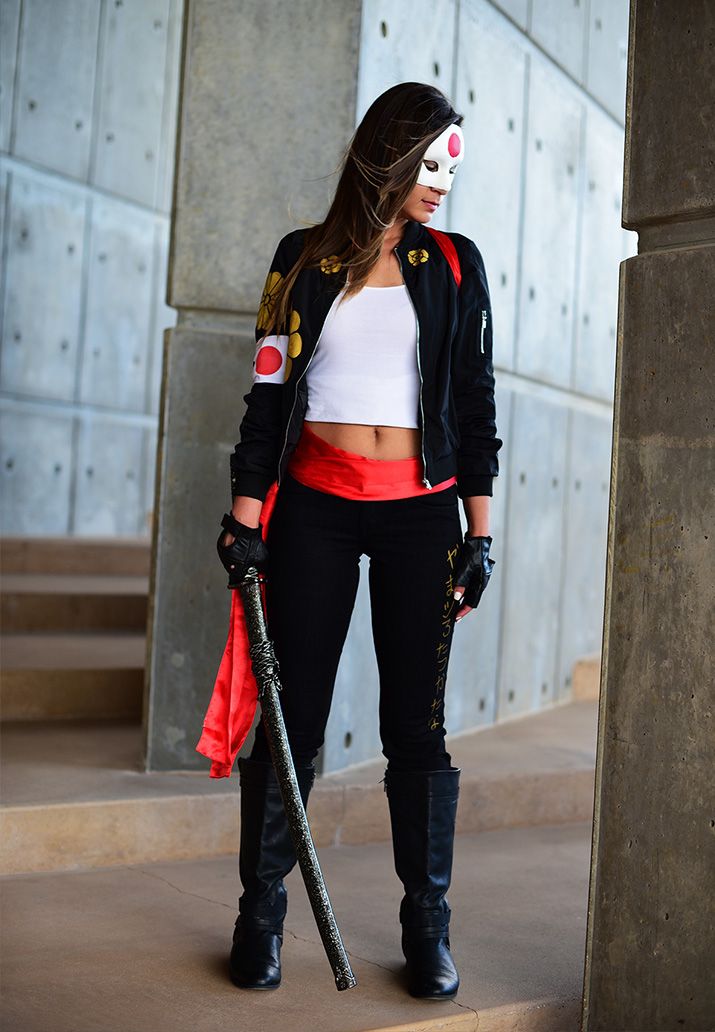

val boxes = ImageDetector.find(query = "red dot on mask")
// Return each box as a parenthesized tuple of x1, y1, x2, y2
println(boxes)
(448, 133, 461, 157)
(255, 345, 283, 375)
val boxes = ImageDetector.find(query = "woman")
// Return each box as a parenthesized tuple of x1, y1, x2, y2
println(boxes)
(216, 81, 503, 1000)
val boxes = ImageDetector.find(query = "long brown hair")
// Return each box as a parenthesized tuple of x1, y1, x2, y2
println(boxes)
(260, 82, 464, 339)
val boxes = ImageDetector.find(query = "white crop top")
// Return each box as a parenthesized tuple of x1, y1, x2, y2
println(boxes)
(304, 284, 420, 428)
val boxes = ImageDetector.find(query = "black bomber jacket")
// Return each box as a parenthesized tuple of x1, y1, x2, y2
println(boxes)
(230, 217, 503, 501)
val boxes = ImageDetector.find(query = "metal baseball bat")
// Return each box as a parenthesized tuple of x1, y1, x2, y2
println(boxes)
(237, 566, 358, 993)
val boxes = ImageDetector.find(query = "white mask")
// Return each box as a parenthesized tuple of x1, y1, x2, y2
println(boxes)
(415, 123, 465, 193)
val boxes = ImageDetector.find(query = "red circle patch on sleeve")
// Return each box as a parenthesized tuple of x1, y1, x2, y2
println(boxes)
(255, 345, 283, 375)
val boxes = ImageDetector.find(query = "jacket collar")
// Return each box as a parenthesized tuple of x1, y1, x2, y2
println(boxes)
(316, 219, 428, 298)
(394, 218, 426, 252)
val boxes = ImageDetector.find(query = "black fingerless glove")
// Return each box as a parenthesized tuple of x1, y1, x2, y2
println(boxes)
(453, 534, 496, 610)
(216, 512, 269, 590)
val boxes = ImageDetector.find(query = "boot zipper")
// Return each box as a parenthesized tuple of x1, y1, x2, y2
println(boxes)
(480, 309, 487, 354)
(276, 288, 341, 484)
(393, 246, 432, 489)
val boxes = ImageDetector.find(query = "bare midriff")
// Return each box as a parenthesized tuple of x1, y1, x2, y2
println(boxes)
(303, 422, 421, 461)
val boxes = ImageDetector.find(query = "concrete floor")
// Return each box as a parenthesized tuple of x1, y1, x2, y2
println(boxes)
(1, 700, 598, 807)
(1, 701, 598, 878)
(0, 821, 590, 1032)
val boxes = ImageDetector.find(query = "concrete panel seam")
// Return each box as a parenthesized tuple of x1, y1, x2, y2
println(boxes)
(569, 102, 588, 392)
(0, 153, 173, 220)
(86, 0, 109, 187)
(156, 0, 184, 214)
(494, 390, 515, 722)
(0, 167, 13, 355)
(496, 368, 613, 417)
(554, 406, 574, 702)
(511, 48, 531, 375)
(6, 0, 26, 155)
(0, 394, 159, 430)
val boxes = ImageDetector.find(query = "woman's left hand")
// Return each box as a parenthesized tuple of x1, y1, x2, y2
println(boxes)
(452, 534, 496, 622)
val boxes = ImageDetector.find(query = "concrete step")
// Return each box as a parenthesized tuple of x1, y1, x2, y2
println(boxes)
(0, 632, 145, 720)
(0, 535, 150, 576)
(1, 573, 149, 632)
(0, 700, 598, 876)
(0, 820, 589, 1032)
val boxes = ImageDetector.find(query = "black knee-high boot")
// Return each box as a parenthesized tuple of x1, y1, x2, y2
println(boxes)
(383, 766, 461, 999)
(229, 755, 316, 989)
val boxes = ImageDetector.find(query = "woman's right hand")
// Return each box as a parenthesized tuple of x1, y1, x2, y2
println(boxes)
(220, 495, 263, 545)
(229, 495, 263, 534)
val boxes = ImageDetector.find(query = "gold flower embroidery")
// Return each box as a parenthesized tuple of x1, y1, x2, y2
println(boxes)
(408, 248, 429, 266)
(256, 270, 283, 331)
(284, 309, 302, 381)
(287, 310, 302, 358)
(320, 255, 342, 274)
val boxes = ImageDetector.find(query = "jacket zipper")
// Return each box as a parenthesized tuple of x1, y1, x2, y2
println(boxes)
(480, 309, 487, 353)
(276, 289, 340, 484)
(393, 246, 432, 489)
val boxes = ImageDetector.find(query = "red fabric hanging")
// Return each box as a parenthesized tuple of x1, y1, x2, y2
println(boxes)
(195, 479, 280, 778)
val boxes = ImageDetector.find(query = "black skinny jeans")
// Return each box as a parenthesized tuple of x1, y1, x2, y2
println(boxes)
(249, 471, 464, 773)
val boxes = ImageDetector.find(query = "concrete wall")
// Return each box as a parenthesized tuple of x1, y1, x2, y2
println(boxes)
(0, 0, 636, 774)
(0, 0, 183, 536)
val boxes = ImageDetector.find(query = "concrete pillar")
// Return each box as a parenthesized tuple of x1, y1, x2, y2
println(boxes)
(581, 2, 715, 1028)
(144, 0, 361, 771)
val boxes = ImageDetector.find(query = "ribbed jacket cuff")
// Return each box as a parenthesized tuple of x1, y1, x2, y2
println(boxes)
(230, 471, 273, 503)
(456, 474, 494, 498)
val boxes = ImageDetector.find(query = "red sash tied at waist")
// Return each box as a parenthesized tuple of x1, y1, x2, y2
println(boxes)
(286, 422, 457, 499)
